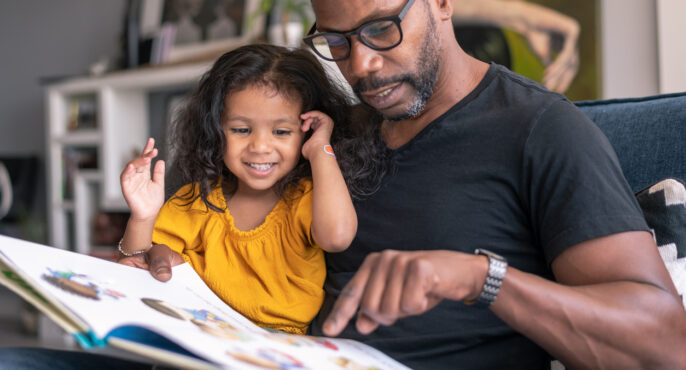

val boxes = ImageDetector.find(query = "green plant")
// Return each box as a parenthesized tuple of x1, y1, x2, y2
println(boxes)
(254, 0, 313, 43)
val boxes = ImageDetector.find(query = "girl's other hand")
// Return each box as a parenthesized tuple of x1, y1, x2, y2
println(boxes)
(300, 110, 335, 160)
(120, 138, 166, 221)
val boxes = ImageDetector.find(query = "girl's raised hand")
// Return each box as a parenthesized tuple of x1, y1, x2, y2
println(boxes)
(120, 138, 166, 222)
(300, 111, 335, 160)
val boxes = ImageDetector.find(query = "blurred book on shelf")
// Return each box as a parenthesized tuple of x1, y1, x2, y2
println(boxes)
(139, 23, 176, 66)
(67, 96, 97, 131)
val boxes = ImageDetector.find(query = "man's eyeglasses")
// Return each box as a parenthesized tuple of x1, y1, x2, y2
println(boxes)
(303, 0, 416, 62)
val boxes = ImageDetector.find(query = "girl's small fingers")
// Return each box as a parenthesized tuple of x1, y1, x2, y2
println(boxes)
(141, 138, 155, 155)
(306, 117, 319, 130)
(143, 147, 159, 160)
(137, 156, 152, 165)
(301, 111, 326, 122)
(128, 161, 141, 172)
(152, 160, 165, 185)
(128, 157, 151, 172)
(301, 118, 313, 132)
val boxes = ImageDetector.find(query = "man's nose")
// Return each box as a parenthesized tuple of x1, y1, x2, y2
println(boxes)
(346, 37, 383, 79)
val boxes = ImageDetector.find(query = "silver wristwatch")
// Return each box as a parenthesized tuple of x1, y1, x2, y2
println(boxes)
(467, 248, 508, 306)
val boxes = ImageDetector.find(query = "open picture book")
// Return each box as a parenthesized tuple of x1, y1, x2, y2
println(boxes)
(0, 235, 408, 369)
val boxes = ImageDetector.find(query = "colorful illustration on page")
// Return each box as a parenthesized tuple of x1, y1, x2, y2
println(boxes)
(141, 298, 252, 341)
(330, 356, 381, 370)
(42, 268, 126, 301)
(226, 347, 306, 369)
(265, 333, 340, 351)
(305, 336, 339, 351)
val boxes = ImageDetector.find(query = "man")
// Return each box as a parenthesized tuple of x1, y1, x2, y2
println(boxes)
(299, 0, 686, 368)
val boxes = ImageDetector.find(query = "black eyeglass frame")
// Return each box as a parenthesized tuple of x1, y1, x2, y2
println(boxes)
(303, 0, 416, 62)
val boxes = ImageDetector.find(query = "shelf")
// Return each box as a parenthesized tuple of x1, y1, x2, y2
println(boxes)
(45, 61, 213, 94)
(46, 60, 210, 255)
(74, 169, 101, 182)
(55, 130, 101, 145)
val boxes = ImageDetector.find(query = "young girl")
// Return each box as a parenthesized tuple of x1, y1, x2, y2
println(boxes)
(118, 44, 359, 335)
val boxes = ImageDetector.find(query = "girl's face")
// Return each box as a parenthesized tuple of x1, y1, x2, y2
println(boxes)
(222, 84, 305, 195)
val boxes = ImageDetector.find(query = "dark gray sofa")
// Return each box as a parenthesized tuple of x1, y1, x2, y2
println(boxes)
(575, 92, 686, 192)
(577, 92, 686, 302)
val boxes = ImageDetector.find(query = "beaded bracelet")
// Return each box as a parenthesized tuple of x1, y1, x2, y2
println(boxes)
(117, 238, 152, 257)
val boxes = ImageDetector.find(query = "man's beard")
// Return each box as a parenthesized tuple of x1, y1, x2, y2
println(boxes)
(352, 18, 441, 121)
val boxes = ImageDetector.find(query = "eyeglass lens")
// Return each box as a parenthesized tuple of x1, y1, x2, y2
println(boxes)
(309, 19, 401, 61)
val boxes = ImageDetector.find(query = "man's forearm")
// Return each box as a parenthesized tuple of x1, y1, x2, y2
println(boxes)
(492, 268, 686, 368)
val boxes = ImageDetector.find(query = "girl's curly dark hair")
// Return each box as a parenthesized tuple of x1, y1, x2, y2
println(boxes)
(169, 44, 393, 211)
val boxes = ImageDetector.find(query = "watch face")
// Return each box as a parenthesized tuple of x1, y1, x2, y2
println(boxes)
(475, 248, 505, 261)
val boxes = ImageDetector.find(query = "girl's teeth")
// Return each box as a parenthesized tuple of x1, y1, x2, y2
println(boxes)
(249, 163, 273, 170)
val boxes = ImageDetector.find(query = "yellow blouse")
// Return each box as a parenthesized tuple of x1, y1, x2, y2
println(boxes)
(152, 179, 324, 334)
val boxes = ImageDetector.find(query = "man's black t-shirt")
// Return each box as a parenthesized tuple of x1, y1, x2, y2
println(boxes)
(311, 64, 649, 369)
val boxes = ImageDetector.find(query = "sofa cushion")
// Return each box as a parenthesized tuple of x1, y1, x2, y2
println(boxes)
(635, 178, 686, 307)
(575, 92, 686, 193)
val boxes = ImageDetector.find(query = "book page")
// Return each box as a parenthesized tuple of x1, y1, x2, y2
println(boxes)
(0, 236, 409, 369)
(0, 259, 83, 335)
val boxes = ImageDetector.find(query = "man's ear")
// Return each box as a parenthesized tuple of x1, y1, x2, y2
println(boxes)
(435, 0, 453, 20)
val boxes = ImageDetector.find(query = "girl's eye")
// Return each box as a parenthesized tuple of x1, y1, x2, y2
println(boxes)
(273, 129, 291, 136)
(230, 128, 250, 134)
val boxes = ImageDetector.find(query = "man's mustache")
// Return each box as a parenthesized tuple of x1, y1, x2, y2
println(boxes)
(352, 75, 415, 94)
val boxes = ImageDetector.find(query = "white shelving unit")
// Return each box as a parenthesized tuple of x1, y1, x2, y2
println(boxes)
(45, 61, 212, 253)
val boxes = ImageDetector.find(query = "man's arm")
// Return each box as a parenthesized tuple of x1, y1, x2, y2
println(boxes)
(322, 231, 686, 368)
(494, 231, 685, 368)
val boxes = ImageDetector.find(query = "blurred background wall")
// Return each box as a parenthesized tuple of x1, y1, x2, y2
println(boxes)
(0, 1, 126, 242)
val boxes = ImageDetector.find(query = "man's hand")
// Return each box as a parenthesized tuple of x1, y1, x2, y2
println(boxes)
(117, 244, 185, 282)
(322, 250, 489, 336)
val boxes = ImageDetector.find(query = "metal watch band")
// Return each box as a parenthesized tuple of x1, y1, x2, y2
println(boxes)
(473, 248, 507, 306)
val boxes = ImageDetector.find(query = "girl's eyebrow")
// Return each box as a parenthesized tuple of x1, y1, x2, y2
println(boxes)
(226, 115, 300, 126)
(274, 117, 301, 126)
(225, 115, 252, 123)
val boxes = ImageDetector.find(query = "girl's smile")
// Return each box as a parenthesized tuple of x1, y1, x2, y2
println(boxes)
(244, 162, 277, 177)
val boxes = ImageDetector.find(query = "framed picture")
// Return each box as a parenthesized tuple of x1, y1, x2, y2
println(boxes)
(452, 0, 600, 100)
(140, 0, 264, 64)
